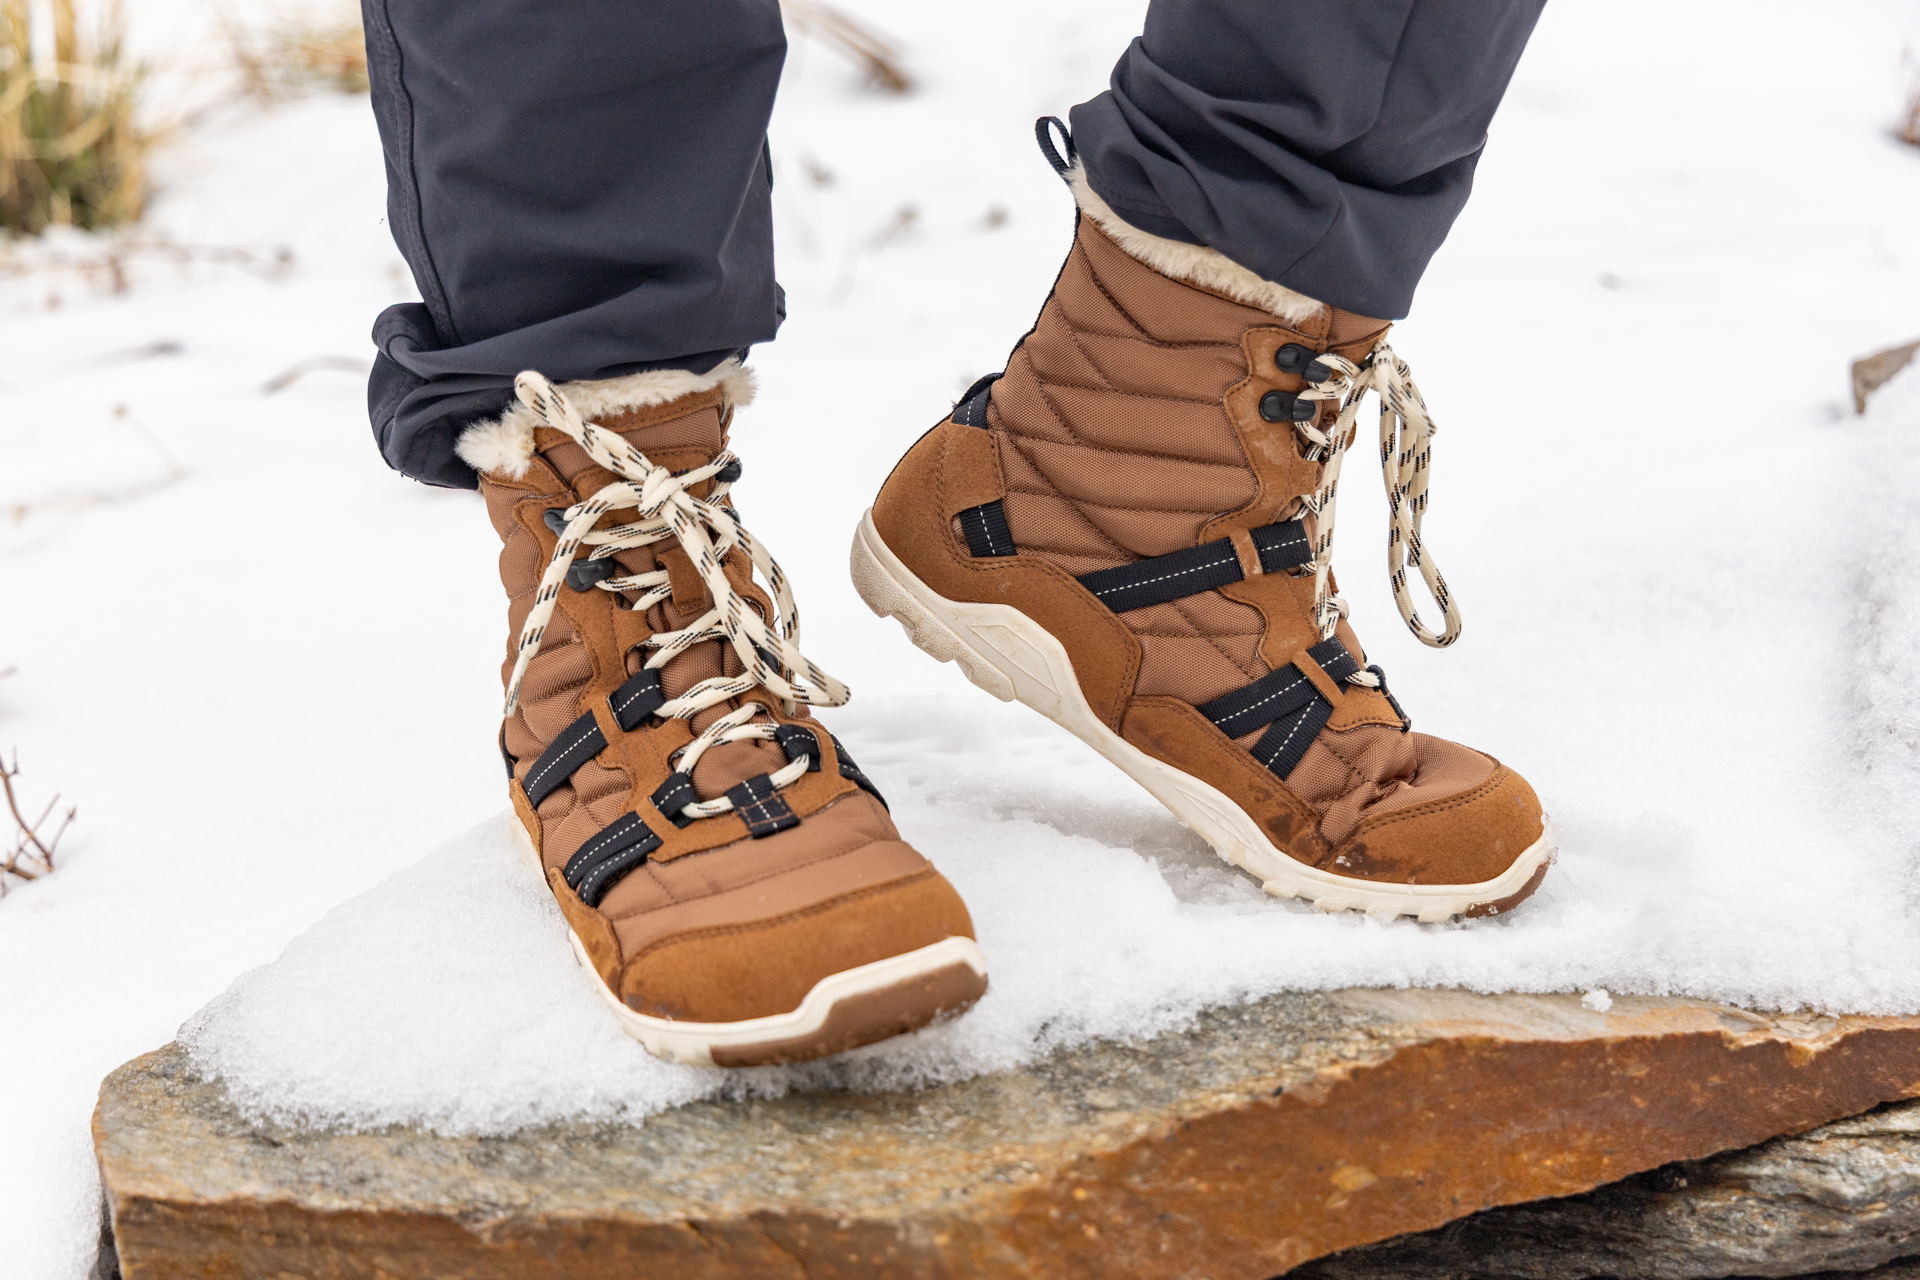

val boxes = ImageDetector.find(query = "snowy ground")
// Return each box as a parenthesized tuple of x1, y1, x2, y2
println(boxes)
(7, 1, 1920, 1275)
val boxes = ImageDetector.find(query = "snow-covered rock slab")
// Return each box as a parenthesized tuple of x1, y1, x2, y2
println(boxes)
(94, 991, 1920, 1280)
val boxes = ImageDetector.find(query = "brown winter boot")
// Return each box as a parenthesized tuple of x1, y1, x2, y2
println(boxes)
(461, 362, 986, 1065)
(852, 152, 1553, 921)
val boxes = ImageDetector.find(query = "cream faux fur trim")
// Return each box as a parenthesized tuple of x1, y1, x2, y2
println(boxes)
(1067, 163, 1326, 324)
(455, 358, 756, 480)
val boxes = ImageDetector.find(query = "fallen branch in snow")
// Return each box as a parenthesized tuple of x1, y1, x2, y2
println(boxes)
(0, 237, 294, 305)
(781, 2, 912, 93)
(6, 403, 186, 525)
(0, 672, 76, 894)
(262, 354, 371, 395)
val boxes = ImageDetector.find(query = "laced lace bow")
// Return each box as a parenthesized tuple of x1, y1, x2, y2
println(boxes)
(503, 372, 849, 822)
(1292, 342, 1462, 669)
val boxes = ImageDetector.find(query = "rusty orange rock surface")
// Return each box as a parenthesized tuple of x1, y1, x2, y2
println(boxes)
(94, 991, 1920, 1279)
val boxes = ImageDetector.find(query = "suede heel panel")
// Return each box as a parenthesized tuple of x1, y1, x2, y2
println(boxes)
(1343, 764, 1545, 886)
(937, 423, 1004, 518)
(872, 419, 1141, 728)
(619, 868, 975, 1023)
(1120, 696, 1328, 864)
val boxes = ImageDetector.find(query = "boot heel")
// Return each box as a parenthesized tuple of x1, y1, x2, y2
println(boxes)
(850, 510, 1019, 703)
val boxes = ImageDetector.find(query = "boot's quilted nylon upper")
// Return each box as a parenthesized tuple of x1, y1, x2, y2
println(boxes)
(988, 224, 1273, 711)
(876, 214, 1545, 887)
(482, 387, 974, 1022)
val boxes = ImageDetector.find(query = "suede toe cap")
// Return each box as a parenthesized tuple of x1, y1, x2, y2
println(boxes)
(618, 868, 977, 1023)
(1328, 762, 1546, 887)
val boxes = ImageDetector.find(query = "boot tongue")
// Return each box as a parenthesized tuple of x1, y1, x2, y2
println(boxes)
(532, 395, 728, 489)
(1295, 306, 1392, 363)
(536, 394, 787, 803)
(1326, 307, 1390, 348)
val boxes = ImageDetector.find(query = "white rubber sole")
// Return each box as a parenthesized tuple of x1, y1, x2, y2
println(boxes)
(850, 510, 1554, 922)
(511, 820, 989, 1066)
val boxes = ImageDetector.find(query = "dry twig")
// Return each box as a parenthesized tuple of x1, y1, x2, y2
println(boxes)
(781, 1, 911, 93)
(7, 403, 186, 524)
(1, 749, 73, 888)
(1853, 338, 1920, 414)
(0, 237, 293, 304)
(262, 354, 371, 394)
(1903, 50, 1920, 147)
(0, 670, 75, 893)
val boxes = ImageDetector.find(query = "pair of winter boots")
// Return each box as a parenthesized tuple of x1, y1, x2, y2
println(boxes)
(461, 144, 1553, 1067)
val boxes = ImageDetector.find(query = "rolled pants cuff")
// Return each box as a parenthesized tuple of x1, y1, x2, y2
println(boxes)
(361, 0, 788, 488)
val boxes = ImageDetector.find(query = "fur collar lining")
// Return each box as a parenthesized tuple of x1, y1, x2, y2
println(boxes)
(1068, 163, 1325, 324)
(455, 358, 756, 480)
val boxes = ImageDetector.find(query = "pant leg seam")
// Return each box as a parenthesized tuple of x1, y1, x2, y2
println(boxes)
(363, 0, 461, 347)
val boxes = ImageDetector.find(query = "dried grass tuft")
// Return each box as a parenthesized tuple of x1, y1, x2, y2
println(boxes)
(220, 3, 368, 103)
(216, 2, 898, 106)
(0, 0, 151, 236)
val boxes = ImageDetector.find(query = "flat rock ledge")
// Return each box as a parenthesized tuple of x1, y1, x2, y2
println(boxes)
(95, 990, 1920, 1280)
(1298, 1095, 1920, 1279)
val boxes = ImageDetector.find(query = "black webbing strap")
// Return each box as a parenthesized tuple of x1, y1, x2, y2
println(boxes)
(951, 373, 1017, 559)
(958, 500, 1016, 558)
(773, 724, 823, 771)
(563, 812, 662, 907)
(953, 374, 999, 427)
(1075, 519, 1311, 614)
(498, 724, 516, 779)
(830, 733, 888, 810)
(1077, 538, 1243, 614)
(1197, 663, 1320, 739)
(727, 774, 800, 838)
(1250, 521, 1313, 572)
(650, 771, 698, 828)
(1250, 699, 1334, 779)
(1197, 637, 1362, 781)
(607, 668, 665, 732)
(522, 711, 610, 808)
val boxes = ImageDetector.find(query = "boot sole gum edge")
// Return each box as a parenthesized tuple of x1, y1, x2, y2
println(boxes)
(850, 509, 1555, 924)
(510, 820, 990, 1067)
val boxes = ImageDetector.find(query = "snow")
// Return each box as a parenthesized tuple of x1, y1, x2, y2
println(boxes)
(7, 0, 1920, 1275)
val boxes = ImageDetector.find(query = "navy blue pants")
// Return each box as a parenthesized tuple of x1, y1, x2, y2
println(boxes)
(363, 0, 1544, 488)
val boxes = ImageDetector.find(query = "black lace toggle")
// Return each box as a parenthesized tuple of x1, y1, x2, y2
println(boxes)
(1259, 390, 1316, 424)
(1274, 343, 1332, 382)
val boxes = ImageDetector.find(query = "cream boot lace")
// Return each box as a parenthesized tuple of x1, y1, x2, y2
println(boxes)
(1294, 343, 1463, 666)
(502, 372, 850, 823)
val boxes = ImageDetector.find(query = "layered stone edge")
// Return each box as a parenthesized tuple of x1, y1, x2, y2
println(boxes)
(97, 992, 1920, 1280)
